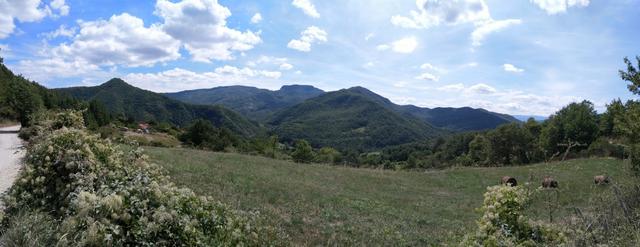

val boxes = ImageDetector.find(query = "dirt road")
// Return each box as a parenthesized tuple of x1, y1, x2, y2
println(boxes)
(0, 125, 23, 197)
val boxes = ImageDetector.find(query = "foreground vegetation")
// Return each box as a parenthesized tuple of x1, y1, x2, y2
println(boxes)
(147, 146, 635, 245)
(0, 111, 284, 246)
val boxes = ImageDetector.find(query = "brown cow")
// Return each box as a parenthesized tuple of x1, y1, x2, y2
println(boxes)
(501, 176, 518, 187)
(594, 175, 610, 185)
(542, 177, 558, 188)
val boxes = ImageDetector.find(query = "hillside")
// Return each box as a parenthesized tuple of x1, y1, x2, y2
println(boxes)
(165, 85, 324, 121)
(146, 147, 633, 245)
(269, 87, 444, 150)
(168, 84, 518, 132)
(56, 79, 263, 137)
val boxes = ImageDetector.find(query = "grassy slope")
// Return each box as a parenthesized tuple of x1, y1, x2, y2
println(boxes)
(146, 147, 634, 245)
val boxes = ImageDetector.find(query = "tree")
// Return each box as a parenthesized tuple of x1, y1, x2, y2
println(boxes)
(84, 100, 112, 129)
(316, 147, 342, 164)
(486, 123, 533, 165)
(6, 78, 43, 126)
(620, 56, 640, 95)
(540, 101, 598, 157)
(468, 134, 490, 165)
(291, 139, 315, 163)
(599, 99, 625, 137)
(180, 119, 238, 151)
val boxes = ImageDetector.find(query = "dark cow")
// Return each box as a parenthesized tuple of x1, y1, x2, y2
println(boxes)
(542, 177, 558, 188)
(501, 176, 518, 187)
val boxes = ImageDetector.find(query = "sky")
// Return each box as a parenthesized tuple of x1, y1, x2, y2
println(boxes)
(1, 0, 639, 116)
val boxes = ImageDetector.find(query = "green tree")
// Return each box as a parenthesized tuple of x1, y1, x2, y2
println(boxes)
(486, 123, 533, 165)
(180, 119, 238, 151)
(315, 147, 342, 164)
(291, 139, 315, 163)
(468, 134, 490, 165)
(6, 78, 43, 126)
(599, 99, 625, 137)
(620, 56, 640, 95)
(84, 100, 112, 129)
(540, 101, 599, 157)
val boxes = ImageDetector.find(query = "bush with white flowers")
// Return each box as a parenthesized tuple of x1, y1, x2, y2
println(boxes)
(2, 110, 285, 246)
(460, 185, 566, 246)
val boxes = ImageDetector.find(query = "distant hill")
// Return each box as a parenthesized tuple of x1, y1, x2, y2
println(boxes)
(55, 79, 263, 137)
(168, 84, 518, 132)
(327, 86, 519, 132)
(513, 115, 547, 122)
(269, 87, 445, 151)
(165, 85, 324, 121)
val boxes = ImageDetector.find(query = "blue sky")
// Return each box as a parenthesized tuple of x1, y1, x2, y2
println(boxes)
(1, 0, 639, 116)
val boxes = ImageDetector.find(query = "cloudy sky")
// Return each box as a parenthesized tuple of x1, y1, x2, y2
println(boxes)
(1, 0, 639, 116)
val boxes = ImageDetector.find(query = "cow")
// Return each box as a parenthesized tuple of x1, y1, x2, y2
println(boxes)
(542, 177, 558, 188)
(594, 175, 610, 185)
(501, 176, 518, 187)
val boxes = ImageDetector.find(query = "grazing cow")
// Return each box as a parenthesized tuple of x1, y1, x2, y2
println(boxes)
(594, 175, 610, 185)
(542, 177, 558, 188)
(501, 176, 518, 187)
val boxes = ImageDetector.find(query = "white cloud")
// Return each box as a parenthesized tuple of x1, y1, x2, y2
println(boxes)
(415, 72, 439, 81)
(11, 57, 107, 83)
(42, 24, 75, 39)
(363, 61, 375, 68)
(530, 0, 589, 15)
(391, 0, 491, 29)
(471, 19, 521, 46)
(503, 63, 524, 73)
(155, 0, 261, 62)
(251, 13, 262, 23)
(378, 37, 418, 54)
(0, 0, 70, 39)
(52, 13, 181, 67)
(437, 83, 495, 94)
(364, 33, 374, 41)
(49, 0, 69, 16)
(123, 66, 282, 92)
(279, 63, 293, 70)
(467, 83, 496, 94)
(292, 0, 320, 18)
(287, 26, 327, 52)
(391, 0, 520, 47)
(420, 63, 445, 73)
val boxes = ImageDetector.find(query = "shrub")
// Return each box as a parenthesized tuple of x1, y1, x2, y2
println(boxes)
(0, 210, 58, 247)
(291, 139, 315, 163)
(2, 110, 285, 246)
(461, 185, 566, 246)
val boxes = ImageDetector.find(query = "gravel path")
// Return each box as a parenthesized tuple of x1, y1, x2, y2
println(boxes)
(0, 125, 23, 199)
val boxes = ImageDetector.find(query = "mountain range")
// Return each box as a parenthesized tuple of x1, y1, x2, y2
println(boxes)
(54, 78, 520, 151)
(55, 79, 263, 137)
(166, 85, 519, 132)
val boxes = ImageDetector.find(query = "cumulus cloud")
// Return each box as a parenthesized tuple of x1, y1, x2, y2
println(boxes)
(292, 0, 320, 18)
(378, 37, 418, 54)
(391, 0, 520, 47)
(471, 19, 521, 46)
(52, 13, 181, 67)
(0, 0, 70, 39)
(155, 0, 261, 62)
(530, 0, 589, 15)
(415, 72, 439, 81)
(467, 83, 496, 94)
(123, 66, 282, 92)
(437, 83, 496, 94)
(503, 63, 524, 73)
(11, 57, 107, 83)
(287, 26, 327, 52)
(251, 13, 262, 23)
(279, 63, 293, 70)
(42, 24, 76, 39)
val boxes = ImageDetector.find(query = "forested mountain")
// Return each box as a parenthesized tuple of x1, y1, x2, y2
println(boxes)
(55, 79, 263, 137)
(269, 87, 446, 151)
(168, 84, 518, 132)
(164, 85, 324, 121)
(0, 62, 79, 125)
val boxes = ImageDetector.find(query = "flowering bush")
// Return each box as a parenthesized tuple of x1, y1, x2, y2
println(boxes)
(460, 185, 566, 246)
(2, 110, 285, 246)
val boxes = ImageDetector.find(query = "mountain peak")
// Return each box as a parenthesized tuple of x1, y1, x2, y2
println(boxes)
(101, 78, 130, 87)
(278, 84, 323, 94)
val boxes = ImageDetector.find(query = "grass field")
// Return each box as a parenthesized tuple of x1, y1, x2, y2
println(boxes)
(146, 147, 635, 245)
